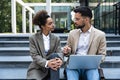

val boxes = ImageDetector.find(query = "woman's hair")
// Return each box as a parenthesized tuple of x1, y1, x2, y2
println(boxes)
(74, 6, 92, 19)
(32, 10, 50, 29)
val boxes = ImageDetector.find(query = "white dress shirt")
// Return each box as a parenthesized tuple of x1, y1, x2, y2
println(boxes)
(76, 26, 92, 55)
(43, 34, 50, 54)
(42, 34, 50, 67)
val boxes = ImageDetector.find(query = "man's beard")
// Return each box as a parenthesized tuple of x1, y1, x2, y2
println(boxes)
(76, 23, 85, 29)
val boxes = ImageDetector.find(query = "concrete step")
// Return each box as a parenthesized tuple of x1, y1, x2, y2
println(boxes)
(0, 41, 29, 47)
(0, 41, 66, 47)
(0, 47, 29, 56)
(101, 56, 120, 68)
(0, 68, 119, 80)
(1, 34, 120, 48)
(0, 47, 120, 56)
(103, 68, 120, 80)
(60, 41, 67, 47)
(107, 50, 120, 56)
(0, 35, 29, 41)
(0, 56, 32, 68)
(107, 41, 120, 47)
(0, 68, 27, 79)
(0, 33, 120, 41)
(0, 56, 120, 68)
(0, 79, 27, 80)
(0, 67, 66, 80)
(55, 33, 68, 41)
(0, 40, 120, 48)
(107, 47, 120, 56)
(106, 34, 120, 41)
(0, 33, 68, 41)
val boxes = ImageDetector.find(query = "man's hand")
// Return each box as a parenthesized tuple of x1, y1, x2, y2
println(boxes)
(47, 58, 63, 71)
(63, 45, 71, 55)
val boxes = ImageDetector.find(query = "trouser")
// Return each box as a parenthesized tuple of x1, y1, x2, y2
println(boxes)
(66, 68, 99, 80)
(42, 53, 60, 80)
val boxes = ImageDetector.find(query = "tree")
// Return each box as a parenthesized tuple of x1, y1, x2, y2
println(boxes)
(23, 0, 45, 3)
(0, 0, 11, 33)
(0, 0, 74, 33)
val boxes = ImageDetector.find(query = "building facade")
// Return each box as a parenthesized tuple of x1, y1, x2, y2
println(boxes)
(34, 5, 73, 33)
(93, 0, 120, 35)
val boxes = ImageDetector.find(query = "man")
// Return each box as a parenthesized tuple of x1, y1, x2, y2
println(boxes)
(63, 6, 106, 80)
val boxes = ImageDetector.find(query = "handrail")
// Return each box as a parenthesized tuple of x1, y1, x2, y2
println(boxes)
(16, 0, 35, 14)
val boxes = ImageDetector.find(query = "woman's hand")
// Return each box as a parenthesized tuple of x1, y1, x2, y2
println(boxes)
(47, 58, 63, 71)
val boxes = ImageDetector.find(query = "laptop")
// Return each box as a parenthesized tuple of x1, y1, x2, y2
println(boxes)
(67, 55, 103, 69)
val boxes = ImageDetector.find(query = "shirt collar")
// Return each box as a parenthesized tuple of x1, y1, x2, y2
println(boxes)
(42, 34, 50, 39)
(88, 25, 92, 33)
(79, 25, 92, 33)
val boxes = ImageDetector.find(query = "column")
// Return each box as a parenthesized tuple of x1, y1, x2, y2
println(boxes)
(29, 11, 32, 33)
(22, 6, 26, 33)
(46, 0, 51, 16)
(11, 0, 16, 33)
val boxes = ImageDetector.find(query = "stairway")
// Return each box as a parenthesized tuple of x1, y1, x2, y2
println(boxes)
(0, 33, 67, 80)
(101, 35, 120, 80)
(0, 33, 120, 80)
(0, 34, 31, 80)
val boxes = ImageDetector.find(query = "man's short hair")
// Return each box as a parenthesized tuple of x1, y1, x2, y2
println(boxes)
(74, 6, 92, 19)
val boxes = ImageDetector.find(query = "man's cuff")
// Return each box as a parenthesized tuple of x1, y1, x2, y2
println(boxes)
(45, 61, 49, 68)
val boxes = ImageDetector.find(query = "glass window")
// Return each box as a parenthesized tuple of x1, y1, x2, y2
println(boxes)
(51, 12, 67, 29)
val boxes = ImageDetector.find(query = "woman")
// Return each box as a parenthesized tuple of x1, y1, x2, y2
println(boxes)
(27, 10, 63, 80)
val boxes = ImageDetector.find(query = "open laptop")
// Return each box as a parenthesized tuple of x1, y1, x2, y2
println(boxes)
(67, 55, 103, 69)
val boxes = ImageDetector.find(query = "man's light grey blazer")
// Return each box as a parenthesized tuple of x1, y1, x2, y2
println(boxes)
(66, 26, 106, 61)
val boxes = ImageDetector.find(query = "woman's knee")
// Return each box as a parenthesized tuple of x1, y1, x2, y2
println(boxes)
(48, 53, 60, 59)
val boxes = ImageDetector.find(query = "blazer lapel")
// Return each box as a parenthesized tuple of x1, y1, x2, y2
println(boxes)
(47, 33, 54, 55)
(74, 29, 81, 53)
(36, 32, 46, 57)
(88, 27, 95, 53)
